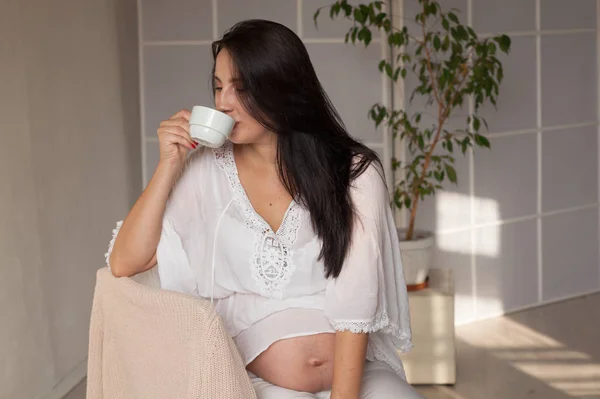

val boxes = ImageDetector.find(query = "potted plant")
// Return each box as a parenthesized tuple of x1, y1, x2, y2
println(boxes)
(315, 0, 511, 288)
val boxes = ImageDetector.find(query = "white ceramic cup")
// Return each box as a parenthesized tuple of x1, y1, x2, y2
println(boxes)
(189, 106, 235, 148)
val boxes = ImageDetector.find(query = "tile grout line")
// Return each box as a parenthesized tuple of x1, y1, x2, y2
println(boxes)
(141, 29, 598, 47)
(467, 0, 477, 319)
(380, 20, 391, 192)
(487, 121, 599, 138)
(212, 0, 218, 40)
(536, 0, 543, 303)
(393, 0, 407, 228)
(597, 0, 600, 290)
(477, 28, 595, 39)
(143, 120, 598, 142)
(138, 0, 146, 187)
(297, 0, 303, 39)
(435, 202, 599, 236)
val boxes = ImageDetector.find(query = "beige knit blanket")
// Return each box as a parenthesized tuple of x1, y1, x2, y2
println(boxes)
(87, 267, 257, 399)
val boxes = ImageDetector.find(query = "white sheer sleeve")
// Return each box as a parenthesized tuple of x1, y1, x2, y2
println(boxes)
(103, 148, 207, 293)
(325, 162, 412, 351)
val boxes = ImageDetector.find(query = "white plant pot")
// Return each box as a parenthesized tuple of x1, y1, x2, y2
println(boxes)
(397, 229, 435, 286)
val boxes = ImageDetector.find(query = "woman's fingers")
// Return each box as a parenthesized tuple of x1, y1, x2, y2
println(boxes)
(162, 131, 196, 150)
(169, 109, 191, 122)
(159, 126, 197, 147)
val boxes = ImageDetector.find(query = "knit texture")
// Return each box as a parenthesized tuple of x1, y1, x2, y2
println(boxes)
(87, 267, 257, 399)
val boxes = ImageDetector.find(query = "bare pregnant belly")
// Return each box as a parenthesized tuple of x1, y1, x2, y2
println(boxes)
(247, 333, 335, 393)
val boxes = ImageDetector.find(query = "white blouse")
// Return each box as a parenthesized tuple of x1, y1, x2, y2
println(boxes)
(106, 141, 413, 379)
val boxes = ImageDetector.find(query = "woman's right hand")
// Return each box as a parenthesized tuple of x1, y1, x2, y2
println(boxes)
(157, 109, 198, 168)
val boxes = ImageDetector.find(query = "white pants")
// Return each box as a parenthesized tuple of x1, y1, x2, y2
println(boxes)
(250, 361, 425, 399)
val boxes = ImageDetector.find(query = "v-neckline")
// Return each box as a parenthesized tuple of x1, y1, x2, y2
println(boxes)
(226, 142, 296, 235)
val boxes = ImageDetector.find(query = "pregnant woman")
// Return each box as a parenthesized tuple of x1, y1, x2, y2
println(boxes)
(106, 19, 423, 399)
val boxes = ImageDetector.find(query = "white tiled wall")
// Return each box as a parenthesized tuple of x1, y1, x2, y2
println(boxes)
(138, 0, 600, 325)
(139, 0, 388, 186)
(403, 0, 600, 324)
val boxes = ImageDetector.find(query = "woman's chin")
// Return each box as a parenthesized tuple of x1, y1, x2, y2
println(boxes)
(228, 130, 254, 145)
(228, 133, 244, 145)
(228, 127, 275, 146)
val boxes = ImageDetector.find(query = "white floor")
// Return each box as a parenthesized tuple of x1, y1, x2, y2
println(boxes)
(64, 293, 600, 399)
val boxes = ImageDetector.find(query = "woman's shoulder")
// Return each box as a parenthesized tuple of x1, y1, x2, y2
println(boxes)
(351, 157, 386, 195)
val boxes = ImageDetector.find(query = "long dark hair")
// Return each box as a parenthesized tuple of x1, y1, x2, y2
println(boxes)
(211, 19, 382, 278)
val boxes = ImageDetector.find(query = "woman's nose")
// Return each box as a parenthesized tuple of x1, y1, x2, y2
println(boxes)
(217, 86, 235, 114)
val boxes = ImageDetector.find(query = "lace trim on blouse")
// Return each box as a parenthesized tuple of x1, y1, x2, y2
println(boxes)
(105, 220, 123, 270)
(214, 142, 301, 299)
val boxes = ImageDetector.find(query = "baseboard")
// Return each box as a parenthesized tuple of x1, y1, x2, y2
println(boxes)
(40, 358, 87, 399)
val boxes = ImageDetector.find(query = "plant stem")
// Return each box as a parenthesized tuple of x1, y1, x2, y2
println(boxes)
(405, 6, 473, 241)
(405, 5, 443, 241)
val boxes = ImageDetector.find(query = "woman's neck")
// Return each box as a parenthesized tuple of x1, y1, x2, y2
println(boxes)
(236, 138, 278, 168)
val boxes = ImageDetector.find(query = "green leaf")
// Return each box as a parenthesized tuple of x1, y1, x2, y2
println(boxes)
(390, 32, 405, 46)
(378, 60, 386, 72)
(456, 26, 468, 41)
(473, 117, 481, 131)
(313, 9, 321, 27)
(445, 164, 457, 183)
(330, 3, 341, 19)
(474, 133, 490, 148)
(374, 12, 386, 26)
(442, 18, 450, 31)
(494, 34, 511, 53)
(359, 4, 370, 20)
(351, 26, 358, 42)
(467, 26, 477, 38)
(362, 27, 372, 45)
(401, 68, 407, 79)
(358, 26, 365, 40)
(385, 63, 393, 78)
(433, 35, 441, 50)
(342, 2, 352, 16)
(354, 8, 366, 24)
(442, 35, 450, 51)
(448, 12, 459, 24)
(426, 3, 438, 15)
